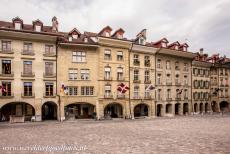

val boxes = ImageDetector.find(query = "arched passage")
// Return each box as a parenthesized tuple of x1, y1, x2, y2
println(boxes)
(211, 101, 218, 112)
(134, 103, 149, 117)
(42, 102, 57, 120)
(183, 103, 189, 115)
(200, 103, 204, 113)
(194, 103, 198, 113)
(0, 102, 35, 122)
(175, 103, 181, 115)
(219, 101, 229, 112)
(166, 104, 172, 114)
(65, 103, 95, 119)
(104, 103, 123, 118)
(157, 104, 163, 117)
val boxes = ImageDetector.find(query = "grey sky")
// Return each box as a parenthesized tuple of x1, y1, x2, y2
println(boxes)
(0, 0, 229, 56)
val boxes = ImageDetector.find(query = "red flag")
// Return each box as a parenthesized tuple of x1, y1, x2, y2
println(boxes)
(117, 83, 129, 94)
(177, 89, 183, 94)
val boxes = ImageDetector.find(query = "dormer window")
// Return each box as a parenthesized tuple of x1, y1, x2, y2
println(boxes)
(117, 34, 122, 39)
(162, 42, 166, 47)
(15, 23, 21, 30)
(84, 38, 88, 43)
(139, 37, 145, 45)
(183, 47, 187, 51)
(68, 36, 73, 42)
(35, 25, 41, 32)
(175, 46, 179, 50)
(105, 31, 110, 37)
(72, 34, 78, 39)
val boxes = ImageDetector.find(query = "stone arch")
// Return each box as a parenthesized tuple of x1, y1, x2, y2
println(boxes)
(200, 103, 204, 113)
(166, 104, 172, 114)
(211, 101, 218, 112)
(42, 101, 57, 120)
(134, 103, 149, 117)
(156, 104, 163, 117)
(104, 102, 123, 118)
(194, 103, 198, 113)
(175, 103, 181, 115)
(0, 102, 35, 122)
(219, 101, 229, 112)
(65, 102, 95, 119)
(183, 103, 189, 115)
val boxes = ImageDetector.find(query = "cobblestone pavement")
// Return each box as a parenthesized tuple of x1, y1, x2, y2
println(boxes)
(0, 114, 230, 154)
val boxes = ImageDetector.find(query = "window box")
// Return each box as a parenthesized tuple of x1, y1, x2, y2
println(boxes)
(144, 80, 151, 84)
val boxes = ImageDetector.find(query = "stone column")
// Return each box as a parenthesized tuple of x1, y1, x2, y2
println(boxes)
(34, 98, 42, 121)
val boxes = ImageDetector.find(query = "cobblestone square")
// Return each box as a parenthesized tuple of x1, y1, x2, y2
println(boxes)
(0, 115, 230, 154)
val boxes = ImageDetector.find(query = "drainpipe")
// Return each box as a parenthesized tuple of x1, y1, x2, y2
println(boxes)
(128, 42, 133, 119)
(155, 48, 161, 116)
(191, 61, 193, 115)
(56, 38, 61, 122)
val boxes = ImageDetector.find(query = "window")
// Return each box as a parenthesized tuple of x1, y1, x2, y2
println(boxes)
(176, 89, 180, 98)
(117, 51, 123, 61)
(68, 36, 73, 42)
(72, 51, 86, 62)
(144, 70, 150, 83)
(35, 25, 41, 32)
(184, 89, 188, 99)
(184, 75, 188, 85)
(175, 62, 179, 70)
(72, 34, 78, 39)
(117, 67, 123, 80)
(133, 70, 139, 81)
(145, 85, 150, 98)
(68, 87, 77, 96)
(24, 82, 32, 96)
(1, 81, 11, 96)
(157, 59, 161, 69)
(162, 42, 167, 47)
(2, 60, 11, 74)
(104, 85, 111, 97)
(81, 86, 94, 96)
(69, 69, 77, 80)
(144, 56, 150, 67)
(166, 60, 171, 70)
(104, 67, 111, 80)
(157, 73, 161, 85)
(104, 50, 111, 60)
(157, 89, 161, 100)
(45, 62, 53, 76)
(139, 38, 145, 45)
(134, 86, 139, 98)
(81, 69, 90, 80)
(167, 89, 171, 99)
(133, 54, 140, 66)
(45, 45, 54, 55)
(175, 74, 180, 85)
(15, 23, 21, 30)
(166, 73, 171, 84)
(45, 83, 53, 96)
(184, 63, 188, 72)
(105, 31, 110, 37)
(23, 61, 32, 75)
(23, 43, 33, 53)
(1, 40, 11, 51)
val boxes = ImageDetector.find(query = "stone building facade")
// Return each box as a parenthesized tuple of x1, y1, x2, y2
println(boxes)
(0, 17, 229, 122)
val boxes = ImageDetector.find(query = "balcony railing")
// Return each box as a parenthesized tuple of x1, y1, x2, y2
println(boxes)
(43, 51, 56, 57)
(117, 94, 125, 99)
(21, 72, 35, 77)
(0, 48, 14, 54)
(104, 77, 112, 81)
(144, 80, 151, 84)
(43, 73, 56, 78)
(21, 93, 35, 98)
(133, 80, 141, 83)
(21, 50, 35, 56)
(0, 71, 14, 77)
(104, 94, 113, 99)
(0, 93, 14, 98)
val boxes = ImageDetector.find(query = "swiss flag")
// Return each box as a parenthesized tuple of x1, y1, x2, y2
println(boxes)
(117, 83, 129, 94)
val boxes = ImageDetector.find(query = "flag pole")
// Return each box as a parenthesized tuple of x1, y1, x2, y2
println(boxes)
(128, 42, 133, 119)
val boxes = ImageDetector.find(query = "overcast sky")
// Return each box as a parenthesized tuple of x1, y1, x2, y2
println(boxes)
(0, 0, 229, 56)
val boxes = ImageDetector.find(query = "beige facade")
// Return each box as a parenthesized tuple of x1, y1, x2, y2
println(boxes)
(0, 17, 229, 123)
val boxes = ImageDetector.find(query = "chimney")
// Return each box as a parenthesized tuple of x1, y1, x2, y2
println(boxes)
(199, 48, 204, 55)
(52, 16, 58, 32)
